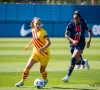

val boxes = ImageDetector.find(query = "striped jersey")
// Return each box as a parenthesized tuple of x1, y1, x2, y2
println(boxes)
(32, 28, 50, 57)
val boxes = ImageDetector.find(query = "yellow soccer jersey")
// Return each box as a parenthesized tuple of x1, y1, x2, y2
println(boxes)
(32, 28, 50, 57)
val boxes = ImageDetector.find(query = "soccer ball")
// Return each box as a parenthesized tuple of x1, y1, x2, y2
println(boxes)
(34, 78, 44, 89)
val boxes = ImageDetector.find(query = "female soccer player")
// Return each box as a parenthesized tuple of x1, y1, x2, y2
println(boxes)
(15, 17, 51, 87)
(62, 12, 92, 82)
(73, 10, 87, 69)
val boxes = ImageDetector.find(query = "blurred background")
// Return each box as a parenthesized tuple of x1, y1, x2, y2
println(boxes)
(0, 0, 100, 37)
(0, 0, 99, 4)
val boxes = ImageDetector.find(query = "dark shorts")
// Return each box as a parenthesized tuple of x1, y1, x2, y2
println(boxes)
(70, 43, 85, 54)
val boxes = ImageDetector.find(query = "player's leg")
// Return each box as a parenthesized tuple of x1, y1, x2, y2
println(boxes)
(70, 46, 80, 69)
(70, 47, 79, 69)
(22, 58, 37, 81)
(40, 65, 48, 86)
(40, 65, 47, 80)
(62, 50, 82, 82)
(76, 44, 90, 70)
(79, 54, 85, 69)
(75, 56, 81, 69)
(75, 46, 86, 69)
(39, 55, 50, 86)
(75, 54, 84, 69)
(15, 54, 38, 87)
(15, 59, 37, 87)
(77, 54, 89, 70)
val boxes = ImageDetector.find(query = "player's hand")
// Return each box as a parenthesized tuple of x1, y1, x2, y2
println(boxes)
(86, 41, 90, 48)
(38, 47, 44, 52)
(24, 45, 29, 51)
(73, 40, 78, 45)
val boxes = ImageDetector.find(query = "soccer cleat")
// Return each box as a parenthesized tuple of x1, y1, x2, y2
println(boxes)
(15, 81, 24, 87)
(43, 79, 48, 87)
(84, 59, 90, 70)
(75, 65, 81, 69)
(80, 65, 85, 69)
(62, 76, 69, 82)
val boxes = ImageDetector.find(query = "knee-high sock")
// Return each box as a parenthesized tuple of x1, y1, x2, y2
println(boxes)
(21, 68, 30, 82)
(41, 71, 47, 80)
(76, 55, 85, 65)
(80, 55, 85, 65)
(67, 57, 76, 76)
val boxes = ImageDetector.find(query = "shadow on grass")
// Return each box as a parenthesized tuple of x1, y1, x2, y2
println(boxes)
(19, 86, 96, 90)
(94, 82, 100, 84)
(20, 86, 52, 90)
(19, 86, 33, 88)
(51, 86, 95, 90)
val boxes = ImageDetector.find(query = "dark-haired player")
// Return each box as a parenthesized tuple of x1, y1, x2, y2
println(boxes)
(62, 12, 92, 82)
(72, 10, 88, 69)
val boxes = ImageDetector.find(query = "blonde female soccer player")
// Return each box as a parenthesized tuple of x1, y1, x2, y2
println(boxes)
(15, 17, 51, 87)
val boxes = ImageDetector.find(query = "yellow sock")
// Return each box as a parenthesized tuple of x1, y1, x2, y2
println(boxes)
(41, 71, 47, 80)
(21, 68, 30, 82)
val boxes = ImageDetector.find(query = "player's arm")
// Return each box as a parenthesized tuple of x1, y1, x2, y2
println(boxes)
(44, 36, 51, 49)
(24, 39, 33, 51)
(86, 28, 92, 48)
(84, 21, 92, 48)
(65, 30, 78, 45)
(39, 36, 51, 52)
(65, 22, 73, 42)
(65, 30, 73, 42)
(65, 21, 78, 45)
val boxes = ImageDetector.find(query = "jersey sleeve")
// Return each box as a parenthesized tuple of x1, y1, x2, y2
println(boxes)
(42, 30, 48, 38)
(66, 21, 72, 32)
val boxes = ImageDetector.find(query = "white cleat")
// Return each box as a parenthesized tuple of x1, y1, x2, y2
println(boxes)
(62, 76, 69, 82)
(84, 59, 90, 70)
(75, 65, 81, 69)
(43, 79, 48, 87)
(15, 81, 24, 87)
(80, 65, 85, 69)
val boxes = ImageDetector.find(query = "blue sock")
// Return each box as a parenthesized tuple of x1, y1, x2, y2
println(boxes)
(76, 55, 85, 65)
(80, 55, 85, 65)
(67, 57, 76, 76)
(81, 60, 85, 65)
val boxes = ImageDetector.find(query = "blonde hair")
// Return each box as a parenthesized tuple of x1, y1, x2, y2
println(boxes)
(30, 17, 41, 28)
(33, 17, 41, 22)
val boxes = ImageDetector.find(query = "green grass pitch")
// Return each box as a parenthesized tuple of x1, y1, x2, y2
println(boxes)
(0, 38, 100, 90)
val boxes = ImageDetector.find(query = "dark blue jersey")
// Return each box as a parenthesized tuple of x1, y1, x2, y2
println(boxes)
(66, 18, 89, 46)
